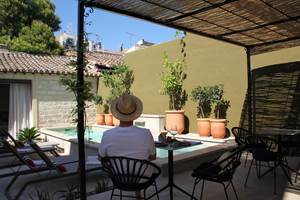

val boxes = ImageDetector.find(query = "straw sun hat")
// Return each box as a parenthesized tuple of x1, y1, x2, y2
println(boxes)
(110, 93, 143, 121)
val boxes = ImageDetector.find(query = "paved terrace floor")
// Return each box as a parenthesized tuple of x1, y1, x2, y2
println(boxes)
(1, 150, 300, 199)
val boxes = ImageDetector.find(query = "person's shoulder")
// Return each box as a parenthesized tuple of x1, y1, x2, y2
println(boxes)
(102, 127, 119, 137)
(132, 126, 152, 134)
(132, 126, 149, 131)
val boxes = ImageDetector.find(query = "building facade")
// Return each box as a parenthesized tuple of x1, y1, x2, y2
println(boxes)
(0, 51, 123, 137)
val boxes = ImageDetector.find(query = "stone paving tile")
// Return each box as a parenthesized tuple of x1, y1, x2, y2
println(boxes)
(1, 154, 299, 200)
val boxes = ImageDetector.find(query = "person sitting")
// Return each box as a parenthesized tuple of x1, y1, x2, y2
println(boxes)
(98, 93, 156, 161)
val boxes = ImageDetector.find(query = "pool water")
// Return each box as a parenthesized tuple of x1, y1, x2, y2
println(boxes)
(49, 127, 107, 143)
(49, 127, 214, 159)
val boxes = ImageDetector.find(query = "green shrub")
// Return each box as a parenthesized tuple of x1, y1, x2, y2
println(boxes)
(160, 53, 187, 110)
(17, 127, 40, 143)
(191, 86, 214, 118)
(211, 85, 230, 119)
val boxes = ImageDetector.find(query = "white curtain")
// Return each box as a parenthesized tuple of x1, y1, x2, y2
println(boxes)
(8, 83, 32, 138)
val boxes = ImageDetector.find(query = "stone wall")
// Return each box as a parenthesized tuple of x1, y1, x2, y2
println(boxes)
(36, 75, 97, 127)
(0, 73, 97, 128)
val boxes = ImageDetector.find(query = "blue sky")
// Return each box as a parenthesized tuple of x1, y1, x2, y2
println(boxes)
(52, 0, 176, 51)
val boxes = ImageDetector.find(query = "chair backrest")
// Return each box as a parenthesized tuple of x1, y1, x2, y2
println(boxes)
(281, 134, 300, 156)
(246, 135, 284, 161)
(247, 135, 279, 152)
(101, 156, 161, 191)
(0, 128, 23, 147)
(29, 143, 57, 169)
(214, 147, 243, 179)
(0, 139, 31, 167)
(231, 127, 249, 146)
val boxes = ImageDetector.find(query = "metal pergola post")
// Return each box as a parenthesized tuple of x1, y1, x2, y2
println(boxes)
(77, 0, 87, 199)
(246, 48, 253, 134)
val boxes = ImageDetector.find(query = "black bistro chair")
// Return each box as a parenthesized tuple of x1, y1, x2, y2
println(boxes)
(191, 147, 243, 200)
(101, 156, 161, 200)
(280, 134, 300, 183)
(231, 127, 249, 147)
(231, 127, 250, 167)
(244, 135, 288, 194)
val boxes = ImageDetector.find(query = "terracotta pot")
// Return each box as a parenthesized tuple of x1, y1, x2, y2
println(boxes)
(210, 119, 227, 139)
(197, 118, 211, 137)
(113, 116, 120, 126)
(96, 114, 105, 125)
(165, 110, 185, 134)
(104, 114, 113, 126)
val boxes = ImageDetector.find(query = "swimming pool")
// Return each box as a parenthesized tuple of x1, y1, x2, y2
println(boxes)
(49, 126, 108, 143)
(46, 126, 219, 159)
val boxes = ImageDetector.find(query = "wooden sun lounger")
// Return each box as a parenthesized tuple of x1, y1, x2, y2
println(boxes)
(5, 142, 103, 200)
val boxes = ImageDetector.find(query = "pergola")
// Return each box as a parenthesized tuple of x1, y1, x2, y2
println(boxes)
(76, 0, 300, 199)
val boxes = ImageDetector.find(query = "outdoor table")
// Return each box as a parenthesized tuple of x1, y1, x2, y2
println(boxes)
(153, 140, 202, 200)
(255, 128, 300, 187)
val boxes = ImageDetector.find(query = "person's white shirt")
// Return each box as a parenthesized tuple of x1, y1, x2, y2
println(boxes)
(98, 126, 156, 160)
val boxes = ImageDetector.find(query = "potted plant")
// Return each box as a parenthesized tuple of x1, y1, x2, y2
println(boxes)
(101, 64, 134, 126)
(191, 86, 214, 137)
(17, 127, 40, 143)
(103, 103, 113, 126)
(96, 95, 105, 125)
(160, 53, 188, 134)
(210, 85, 230, 139)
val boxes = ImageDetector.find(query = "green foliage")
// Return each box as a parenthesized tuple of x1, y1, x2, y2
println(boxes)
(0, 0, 61, 54)
(101, 64, 134, 110)
(211, 85, 230, 119)
(191, 86, 214, 118)
(60, 75, 102, 123)
(191, 84, 230, 119)
(55, 185, 79, 200)
(60, 76, 101, 105)
(0, 0, 60, 37)
(174, 30, 187, 62)
(17, 127, 40, 143)
(160, 53, 187, 110)
(174, 30, 185, 39)
(94, 176, 110, 193)
(9, 20, 62, 55)
(29, 189, 53, 200)
(0, 35, 11, 45)
(60, 58, 102, 124)
(103, 103, 109, 114)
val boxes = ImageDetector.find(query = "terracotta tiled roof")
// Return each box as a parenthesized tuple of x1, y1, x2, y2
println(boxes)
(86, 51, 124, 67)
(64, 50, 124, 67)
(0, 51, 124, 76)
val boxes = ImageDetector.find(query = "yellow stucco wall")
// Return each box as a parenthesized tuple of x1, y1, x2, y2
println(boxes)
(252, 46, 300, 68)
(124, 33, 248, 132)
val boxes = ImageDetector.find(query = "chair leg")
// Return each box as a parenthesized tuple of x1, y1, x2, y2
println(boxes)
(274, 162, 277, 195)
(244, 158, 254, 187)
(258, 161, 261, 178)
(154, 181, 160, 200)
(230, 180, 239, 200)
(244, 151, 249, 167)
(191, 179, 199, 200)
(200, 180, 205, 200)
(110, 187, 115, 200)
(280, 162, 292, 185)
(254, 160, 259, 178)
(295, 160, 300, 183)
(222, 182, 229, 200)
(143, 189, 146, 200)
